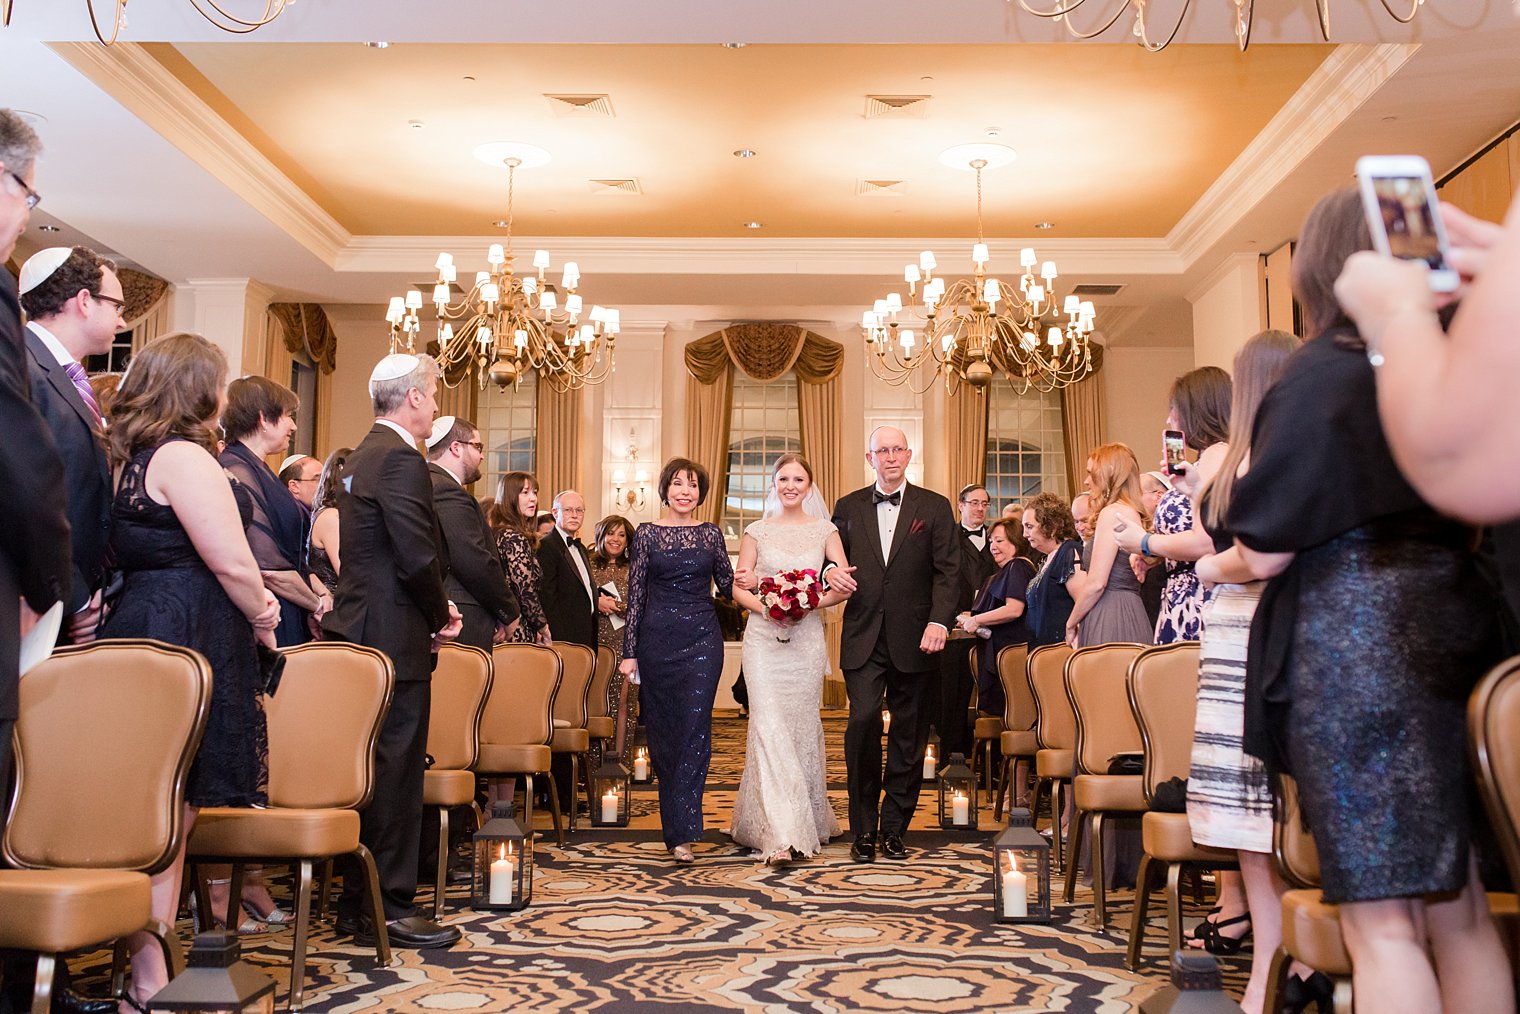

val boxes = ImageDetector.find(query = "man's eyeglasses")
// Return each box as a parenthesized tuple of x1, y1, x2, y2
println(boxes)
(558, 507, 586, 515)
(962, 499, 990, 508)
(4, 168, 39, 210)
(871, 446, 908, 458)
(459, 440, 485, 452)
(92, 292, 126, 313)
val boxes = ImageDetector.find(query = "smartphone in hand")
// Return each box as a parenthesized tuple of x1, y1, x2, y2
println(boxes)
(1163, 429, 1187, 476)
(1355, 155, 1459, 292)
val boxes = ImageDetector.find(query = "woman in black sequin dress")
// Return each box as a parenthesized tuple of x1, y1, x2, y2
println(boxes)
(1227, 189, 1510, 1014)
(621, 458, 734, 862)
(306, 445, 350, 598)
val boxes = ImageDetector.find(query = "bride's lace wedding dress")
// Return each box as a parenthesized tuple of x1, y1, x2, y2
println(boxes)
(730, 517, 842, 857)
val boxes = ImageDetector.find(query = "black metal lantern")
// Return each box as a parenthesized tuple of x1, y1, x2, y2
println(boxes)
(992, 807, 1052, 923)
(590, 756, 632, 827)
(147, 931, 277, 1012)
(937, 751, 978, 829)
(471, 804, 532, 911)
(1140, 951, 1247, 1013)
(922, 729, 942, 784)
(630, 743, 653, 784)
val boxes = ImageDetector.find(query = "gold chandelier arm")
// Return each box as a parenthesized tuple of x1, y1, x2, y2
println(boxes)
(186, 0, 287, 31)
(1232, 0, 1255, 51)
(3, 0, 14, 27)
(1018, 0, 1136, 39)
(1377, 0, 1422, 24)
(85, 0, 124, 45)
(1135, 0, 1193, 52)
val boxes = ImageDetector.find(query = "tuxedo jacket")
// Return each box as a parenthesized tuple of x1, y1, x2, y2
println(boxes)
(537, 526, 597, 649)
(25, 325, 111, 613)
(0, 271, 71, 720)
(428, 462, 519, 651)
(953, 526, 999, 614)
(324, 424, 450, 680)
(831, 482, 960, 673)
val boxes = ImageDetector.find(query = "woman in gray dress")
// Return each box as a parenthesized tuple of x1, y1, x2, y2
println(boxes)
(1066, 442, 1152, 647)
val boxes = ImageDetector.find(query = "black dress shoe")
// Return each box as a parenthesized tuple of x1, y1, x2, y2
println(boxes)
(356, 915, 461, 949)
(880, 832, 907, 860)
(850, 833, 877, 863)
(52, 989, 119, 1014)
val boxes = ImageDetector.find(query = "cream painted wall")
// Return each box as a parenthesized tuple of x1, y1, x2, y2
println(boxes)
(322, 304, 393, 452)
(1101, 347, 1199, 466)
(1188, 252, 1264, 371)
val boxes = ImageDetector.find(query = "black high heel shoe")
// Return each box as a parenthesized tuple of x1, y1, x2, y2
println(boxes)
(1282, 971, 1334, 1014)
(1192, 911, 1253, 955)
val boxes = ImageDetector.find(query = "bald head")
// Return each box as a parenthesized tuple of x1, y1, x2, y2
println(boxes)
(866, 425, 912, 492)
(1071, 492, 1094, 541)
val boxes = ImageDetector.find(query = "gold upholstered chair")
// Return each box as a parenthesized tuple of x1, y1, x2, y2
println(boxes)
(1124, 641, 1236, 969)
(0, 640, 211, 1014)
(1027, 642, 1075, 870)
(479, 643, 563, 844)
(186, 642, 394, 1010)
(548, 641, 597, 832)
(422, 643, 493, 920)
(1063, 641, 1148, 928)
(992, 642, 1036, 821)
(585, 645, 617, 750)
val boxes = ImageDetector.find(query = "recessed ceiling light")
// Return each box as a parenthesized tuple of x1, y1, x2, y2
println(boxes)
(938, 143, 1016, 171)
(493, 220, 509, 228)
(1035, 221, 1055, 230)
(363, 41, 390, 49)
(733, 149, 757, 159)
(36, 224, 59, 232)
(985, 128, 1002, 138)
(408, 119, 425, 130)
(743, 221, 763, 229)
(722, 42, 748, 48)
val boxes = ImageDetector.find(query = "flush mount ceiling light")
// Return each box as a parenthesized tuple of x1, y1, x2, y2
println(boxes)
(742, 221, 763, 229)
(733, 149, 757, 159)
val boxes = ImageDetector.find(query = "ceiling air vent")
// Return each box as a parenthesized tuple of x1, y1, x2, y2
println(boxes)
(1070, 283, 1125, 297)
(856, 179, 907, 197)
(589, 178, 643, 195)
(543, 93, 616, 118)
(865, 94, 931, 119)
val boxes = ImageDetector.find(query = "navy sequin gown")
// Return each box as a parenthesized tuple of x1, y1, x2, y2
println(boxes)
(622, 522, 734, 849)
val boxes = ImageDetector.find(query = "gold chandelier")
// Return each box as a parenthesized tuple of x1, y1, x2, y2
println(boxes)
(0, 0, 295, 45)
(1012, 0, 1422, 52)
(862, 145, 1096, 396)
(385, 146, 620, 393)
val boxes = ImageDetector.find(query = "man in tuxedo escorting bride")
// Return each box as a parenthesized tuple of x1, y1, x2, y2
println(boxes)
(829, 426, 959, 862)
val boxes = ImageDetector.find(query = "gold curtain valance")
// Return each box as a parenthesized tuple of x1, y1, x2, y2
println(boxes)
(118, 268, 169, 324)
(683, 323, 844, 384)
(268, 302, 337, 375)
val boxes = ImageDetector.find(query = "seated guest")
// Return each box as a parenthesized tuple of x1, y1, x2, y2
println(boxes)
(1021, 492, 1082, 647)
(100, 332, 281, 1005)
(306, 446, 349, 598)
(219, 376, 329, 647)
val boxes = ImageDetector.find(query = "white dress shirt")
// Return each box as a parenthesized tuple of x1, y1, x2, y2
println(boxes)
(875, 482, 904, 564)
(27, 321, 78, 370)
(964, 525, 986, 551)
(558, 527, 595, 600)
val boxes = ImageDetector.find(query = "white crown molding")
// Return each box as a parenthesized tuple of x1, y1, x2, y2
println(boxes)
(1168, 42, 1420, 268)
(51, 42, 352, 266)
(1183, 251, 1260, 305)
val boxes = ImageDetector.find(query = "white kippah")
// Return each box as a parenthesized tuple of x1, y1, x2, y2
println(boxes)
(1145, 470, 1174, 491)
(426, 415, 457, 450)
(279, 454, 308, 474)
(18, 247, 73, 296)
(368, 353, 419, 396)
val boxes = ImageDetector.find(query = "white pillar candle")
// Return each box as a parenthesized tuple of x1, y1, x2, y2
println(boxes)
(601, 790, 619, 823)
(633, 754, 649, 781)
(489, 852, 515, 905)
(923, 748, 937, 781)
(1002, 855, 1028, 918)
(952, 791, 969, 826)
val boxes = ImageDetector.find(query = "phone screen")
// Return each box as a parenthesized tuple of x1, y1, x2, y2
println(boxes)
(1367, 173, 1449, 272)
(1163, 430, 1187, 475)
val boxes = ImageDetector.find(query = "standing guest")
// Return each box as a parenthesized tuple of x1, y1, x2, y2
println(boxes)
(280, 454, 322, 511)
(956, 518, 1035, 723)
(830, 426, 958, 863)
(1066, 444, 1151, 648)
(538, 490, 599, 650)
(590, 514, 635, 759)
(87, 370, 124, 425)
(1228, 188, 1510, 1014)
(1021, 493, 1082, 648)
(488, 471, 550, 645)
(100, 332, 281, 1005)
(323, 352, 462, 950)
(1070, 491, 1095, 545)
(535, 512, 556, 539)
(306, 446, 349, 597)
(18, 245, 119, 643)
(1001, 502, 1022, 520)
(939, 483, 998, 760)
(619, 458, 734, 862)
(1135, 471, 1170, 630)
(425, 416, 519, 652)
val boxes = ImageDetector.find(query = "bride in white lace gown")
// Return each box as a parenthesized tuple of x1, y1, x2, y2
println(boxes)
(729, 454, 853, 863)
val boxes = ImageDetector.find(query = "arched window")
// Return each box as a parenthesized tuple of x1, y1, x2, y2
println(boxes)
(721, 371, 800, 540)
(477, 370, 537, 493)
(984, 383, 1067, 512)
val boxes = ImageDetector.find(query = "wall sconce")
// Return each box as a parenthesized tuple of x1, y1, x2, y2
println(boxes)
(612, 429, 648, 511)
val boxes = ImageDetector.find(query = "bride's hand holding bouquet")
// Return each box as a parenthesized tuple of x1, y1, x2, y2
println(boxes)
(755, 568, 822, 643)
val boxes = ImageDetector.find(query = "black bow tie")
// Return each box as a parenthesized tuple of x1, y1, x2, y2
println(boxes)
(872, 489, 901, 507)
(967, 527, 985, 538)
(566, 535, 583, 548)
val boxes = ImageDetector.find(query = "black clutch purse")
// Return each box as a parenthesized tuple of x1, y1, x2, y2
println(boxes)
(256, 643, 286, 696)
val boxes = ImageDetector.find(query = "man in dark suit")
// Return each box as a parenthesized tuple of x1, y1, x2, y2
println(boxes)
(537, 488, 599, 650)
(424, 415, 519, 651)
(18, 246, 119, 643)
(938, 483, 998, 759)
(324, 352, 462, 950)
(829, 425, 959, 862)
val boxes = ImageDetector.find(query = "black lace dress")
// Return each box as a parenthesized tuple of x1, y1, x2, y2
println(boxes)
(100, 439, 269, 808)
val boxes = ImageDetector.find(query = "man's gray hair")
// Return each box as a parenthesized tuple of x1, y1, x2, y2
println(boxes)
(372, 353, 439, 416)
(0, 109, 41, 178)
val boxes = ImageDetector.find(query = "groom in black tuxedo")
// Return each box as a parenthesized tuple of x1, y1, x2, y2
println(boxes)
(829, 425, 959, 861)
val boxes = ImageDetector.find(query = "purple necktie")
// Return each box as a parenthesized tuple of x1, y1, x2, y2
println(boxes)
(63, 360, 102, 428)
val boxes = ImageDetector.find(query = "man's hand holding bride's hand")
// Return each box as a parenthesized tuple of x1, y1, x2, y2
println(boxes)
(920, 623, 947, 654)
(826, 565, 857, 595)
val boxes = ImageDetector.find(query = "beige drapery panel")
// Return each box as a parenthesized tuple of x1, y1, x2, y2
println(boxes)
(683, 334, 734, 525)
(946, 388, 989, 490)
(120, 269, 171, 354)
(436, 378, 478, 430)
(535, 380, 582, 503)
(1059, 344, 1107, 496)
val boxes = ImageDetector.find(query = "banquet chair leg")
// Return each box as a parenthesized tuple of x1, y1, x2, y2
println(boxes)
(580, 750, 594, 821)
(226, 863, 247, 932)
(1126, 853, 1155, 970)
(1165, 861, 1185, 956)
(1261, 945, 1291, 1014)
(315, 860, 334, 921)
(568, 753, 580, 833)
(30, 953, 55, 1014)
(354, 844, 392, 968)
(521, 774, 536, 842)
(433, 806, 451, 922)
(994, 755, 1013, 821)
(110, 939, 128, 1000)
(1065, 806, 1087, 904)
(189, 866, 213, 932)
(545, 769, 566, 846)
(289, 859, 315, 1011)
(1091, 811, 1109, 929)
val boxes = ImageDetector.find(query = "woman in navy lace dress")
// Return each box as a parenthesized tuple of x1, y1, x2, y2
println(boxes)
(620, 458, 734, 862)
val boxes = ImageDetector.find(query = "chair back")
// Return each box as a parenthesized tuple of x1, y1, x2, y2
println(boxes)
(265, 643, 394, 810)
(1029, 643, 1076, 751)
(1066, 642, 1147, 777)
(4, 640, 211, 874)
(428, 643, 493, 771)
(588, 645, 616, 721)
(550, 641, 596, 730)
(997, 643, 1035, 732)
(1127, 642, 1202, 803)
(484, 643, 562, 748)
(1470, 654, 1520, 887)
(1273, 775, 1322, 889)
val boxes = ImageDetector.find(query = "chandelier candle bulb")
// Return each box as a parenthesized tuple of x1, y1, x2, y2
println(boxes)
(562, 263, 579, 289)
(886, 292, 903, 313)
(905, 264, 921, 285)
(1048, 327, 1062, 346)
(435, 252, 454, 271)
(972, 242, 990, 265)
(539, 291, 557, 313)
(487, 244, 505, 266)
(1042, 261, 1057, 280)
(919, 250, 937, 272)
(441, 264, 457, 284)
(433, 284, 450, 306)
(479, 324, 492, 344)
(386, 297, 404, 322)
(983, 279, 1001, 303)
(480, 282, 500, 304)
(515, 329, 528, 349)
(405, 290, 423, 310)
(1065, 294, 1081, 314)
(565, 294, 583, 318)
(520, 275, 536, 294)
(533, 249, 551, 270)
(1020, 247, 1037, 267)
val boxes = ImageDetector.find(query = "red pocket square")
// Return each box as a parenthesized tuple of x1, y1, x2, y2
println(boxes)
(909, 518, 926, 534)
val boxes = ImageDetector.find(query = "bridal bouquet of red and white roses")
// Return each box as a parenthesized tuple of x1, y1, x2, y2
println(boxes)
(756, 568, 823, 641)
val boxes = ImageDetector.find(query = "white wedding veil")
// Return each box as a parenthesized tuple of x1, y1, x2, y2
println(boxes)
(762, 485, 831, 521)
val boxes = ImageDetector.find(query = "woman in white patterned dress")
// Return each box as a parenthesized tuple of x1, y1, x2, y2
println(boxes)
(729, 454, 853, 865)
